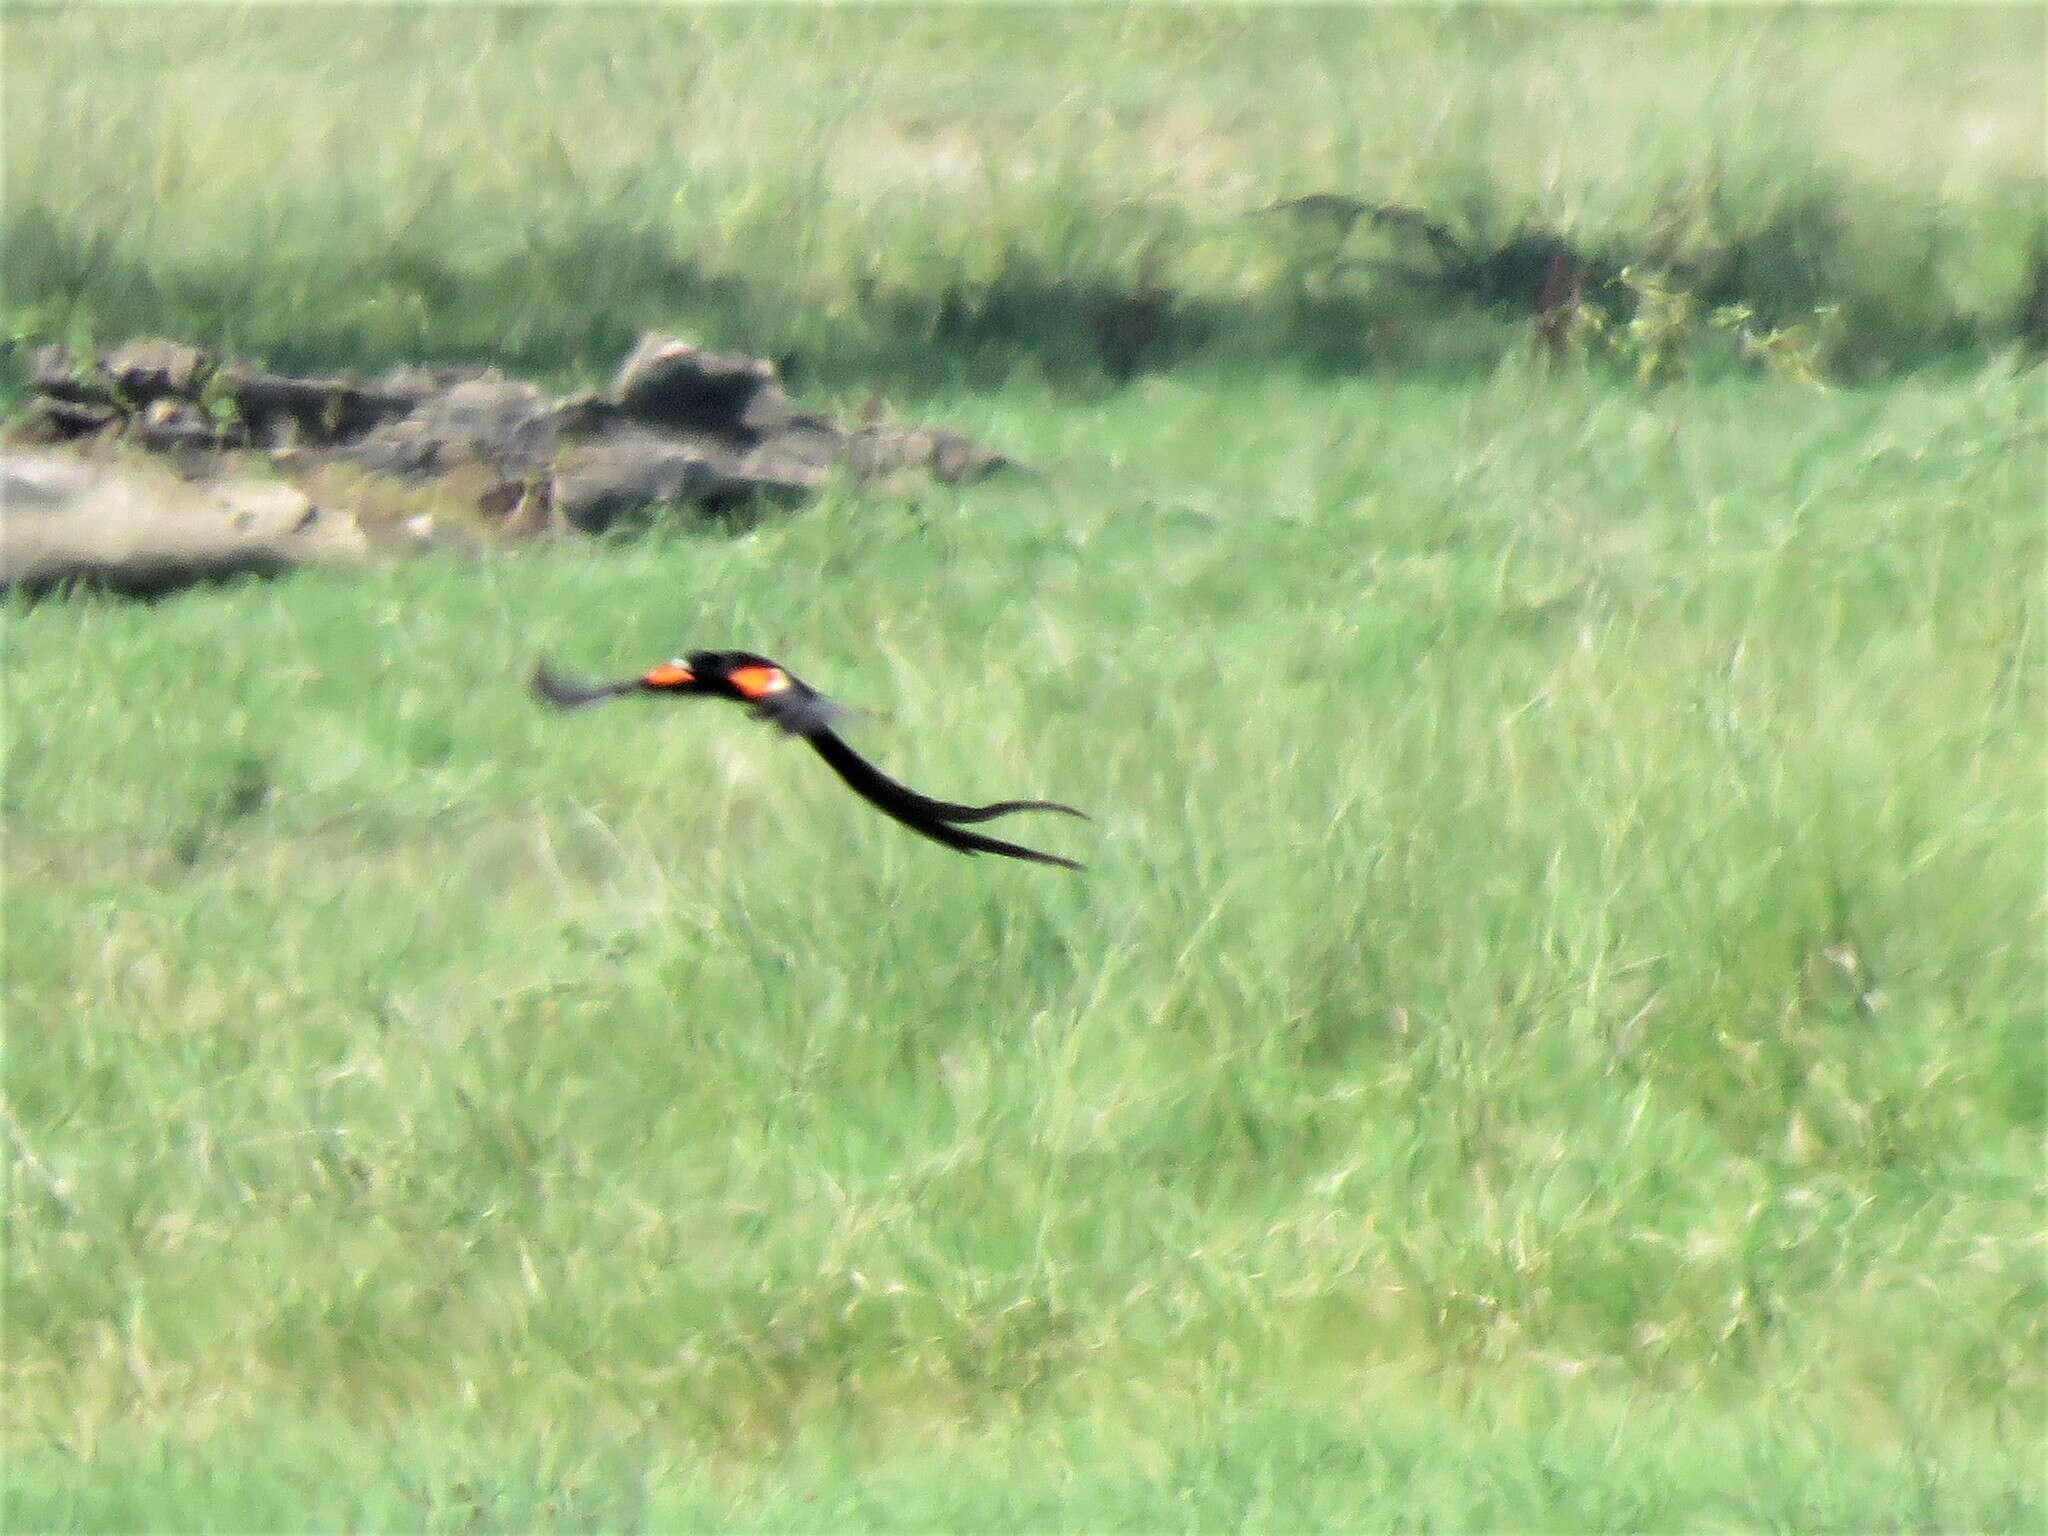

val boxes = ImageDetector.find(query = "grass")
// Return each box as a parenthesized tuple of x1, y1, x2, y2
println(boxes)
(4, 4, 2043, 389)
(8, 364, 2043, 1528)
(4, 4, 2046, 1530)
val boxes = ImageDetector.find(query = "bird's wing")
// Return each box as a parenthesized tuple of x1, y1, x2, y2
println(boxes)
(748, 683, 856, 738)
(802, 727, 1086, 870)
(531, 659, 641, 709)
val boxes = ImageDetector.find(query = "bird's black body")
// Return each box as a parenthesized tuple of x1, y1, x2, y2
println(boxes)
(531, 651, 1088, 870)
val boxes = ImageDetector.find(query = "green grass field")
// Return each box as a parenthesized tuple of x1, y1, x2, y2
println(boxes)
(5, 5, 2045, 1530)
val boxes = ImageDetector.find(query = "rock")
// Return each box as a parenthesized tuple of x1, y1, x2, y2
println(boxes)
(843, 424, 1009, 483)
(134, 398, 243, 451)
(478, 479, 525, 521)
(552, 429, 820, 532)
(27, 344, 106, 405)
(480, 477, 560, 540)
(259, 412, 303, 453)
(12, 333, 1023, 553)
(11, 397, 122, 444)
(211, 362, 422, 443)
(548, 389, 619, 438)
(26, 339, 217, 410)
(609, 333, 791, 440)
(347, 373, 558, 478)
(103, 339, 215, 401)
(0, 450, 367, 597)
(374, 362, 497, 396)
(930, 430, 1009, 483)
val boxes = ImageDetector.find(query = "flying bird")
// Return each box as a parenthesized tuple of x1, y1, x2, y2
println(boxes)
(531, 651, 1088, 870)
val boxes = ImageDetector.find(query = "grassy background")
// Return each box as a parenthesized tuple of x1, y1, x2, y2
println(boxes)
(5, 4, 2045, 1529)
(5, 3, 2043, 389)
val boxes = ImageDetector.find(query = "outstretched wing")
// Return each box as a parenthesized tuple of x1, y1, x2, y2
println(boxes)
(803, 727, 1087, 870)
(531, 659, 640, 709)
(745, 681, 857, 739)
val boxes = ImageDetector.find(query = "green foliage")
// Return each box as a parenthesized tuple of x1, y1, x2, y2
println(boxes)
(3, 4, 2043, 1524)
(2, 5, 2040, 393)
(9, 1401, 2040, 1532)
(1727, 302, 1849, 390)
(6, 365, 2043, 1523)
(1555, 269, 1848, 386)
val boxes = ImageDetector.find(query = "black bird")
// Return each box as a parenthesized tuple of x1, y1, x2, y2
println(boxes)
(532, 651, 1088, 870)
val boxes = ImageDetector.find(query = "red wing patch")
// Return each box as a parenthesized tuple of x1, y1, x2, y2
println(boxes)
(644, 662, 694, 688)
(728, 664, 790, 700)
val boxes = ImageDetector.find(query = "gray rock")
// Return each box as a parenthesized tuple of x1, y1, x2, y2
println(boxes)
(12, 396, 123, 444)
(211, 362, 422, 443)
(843, 424, 1009, 483)
(29, 339, 219, 410)
(135, 398, 243, 451)
(27, 344, 107, 405)
(548, 389, 621, 438)
(348, 373, 558, 477)
(479, 477, 560, 540)
(553, 429, 822, 532)
(103, 339, 216, 401)
(609, 332, 791, 440)
(13, 333, 1023, 543)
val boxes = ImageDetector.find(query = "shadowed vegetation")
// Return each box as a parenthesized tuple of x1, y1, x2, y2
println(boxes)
(3, 5, 2041, 396)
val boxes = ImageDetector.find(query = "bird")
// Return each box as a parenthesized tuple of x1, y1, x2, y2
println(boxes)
(531, 650, 1089, 870)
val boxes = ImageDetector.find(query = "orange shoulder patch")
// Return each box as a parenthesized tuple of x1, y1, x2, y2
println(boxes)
(728, 664, 791, 700)
(644, 662, 694, 688)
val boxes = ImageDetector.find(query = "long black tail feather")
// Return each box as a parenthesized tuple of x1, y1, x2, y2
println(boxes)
(804, 728, 1086, 870)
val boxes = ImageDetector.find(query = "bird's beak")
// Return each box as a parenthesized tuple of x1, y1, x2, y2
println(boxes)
(642, 662, 695, 691)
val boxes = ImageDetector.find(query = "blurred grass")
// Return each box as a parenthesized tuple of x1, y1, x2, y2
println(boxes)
(14, 1400, 2042, 1531)
(7, 364, 2044, 1524)
(3, 4, 2042, 393)
(4, 3, 2046, 1528)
